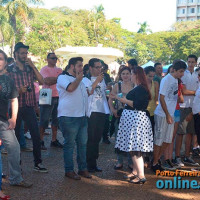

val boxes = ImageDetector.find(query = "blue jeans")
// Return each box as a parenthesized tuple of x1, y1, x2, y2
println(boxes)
(19, 121, 26, 148)
(0, 120, 23, 185)
(59, 116, 88, 172)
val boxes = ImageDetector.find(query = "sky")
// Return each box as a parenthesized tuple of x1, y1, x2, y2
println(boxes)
(38, 0, 177, 33)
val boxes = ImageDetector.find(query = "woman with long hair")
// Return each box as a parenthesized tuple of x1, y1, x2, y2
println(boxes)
(109, 67, 134, 170)
(114, 66, 153, 184)
(115, 65, 126, 82)
(144, 66, 159, 135)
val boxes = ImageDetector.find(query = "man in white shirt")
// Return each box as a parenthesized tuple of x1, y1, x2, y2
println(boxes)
(83, 58, 110, 172)
(152, 60, 186, 173)
(57, 57, 91, 180)
(175, 55, 199, 167)
(192, 72, 200, 151)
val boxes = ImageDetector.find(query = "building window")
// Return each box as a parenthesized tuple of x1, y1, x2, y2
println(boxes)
(178, 0, 186, 4)
(188, 0, 194, 3)
(178, 8, 186, 14)
(190, 8, 195, 13)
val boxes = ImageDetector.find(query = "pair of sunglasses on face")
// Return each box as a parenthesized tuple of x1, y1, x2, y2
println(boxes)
(49, 57, 58, 60)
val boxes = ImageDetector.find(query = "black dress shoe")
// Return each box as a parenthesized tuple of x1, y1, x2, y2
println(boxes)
(88, 168, 96, 173)
(95, 166, 102, 172)
(123, 173, 137, 180)
(129, 177, 146, 184)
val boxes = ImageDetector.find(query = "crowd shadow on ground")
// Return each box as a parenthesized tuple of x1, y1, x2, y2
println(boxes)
(1, 130, 200, 200)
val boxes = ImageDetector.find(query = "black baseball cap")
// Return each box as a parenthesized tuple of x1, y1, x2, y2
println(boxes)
(14, 42, 29, 52)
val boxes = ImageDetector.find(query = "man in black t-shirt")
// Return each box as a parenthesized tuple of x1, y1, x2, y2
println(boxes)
(0, 49, 32, 187)
(0, 75, 18, 122)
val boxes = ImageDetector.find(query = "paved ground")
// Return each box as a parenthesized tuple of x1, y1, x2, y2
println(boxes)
(2, 130, 200, 200)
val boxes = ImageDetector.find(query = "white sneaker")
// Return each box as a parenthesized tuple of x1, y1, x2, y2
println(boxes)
(174, 157, 184, 167)
(24, 132, 31, 140)
(34, 163, 48, 173)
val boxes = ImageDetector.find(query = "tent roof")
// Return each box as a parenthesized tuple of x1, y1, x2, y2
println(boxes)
(55, 45, 124, 64)
(163, 64, 172, 73)
(141, 61, 154, 68)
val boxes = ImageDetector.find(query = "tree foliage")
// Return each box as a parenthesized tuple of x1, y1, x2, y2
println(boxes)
(1, 4, 200, 68)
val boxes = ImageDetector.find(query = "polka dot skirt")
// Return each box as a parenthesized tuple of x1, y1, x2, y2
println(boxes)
(115, 109, 153, 153)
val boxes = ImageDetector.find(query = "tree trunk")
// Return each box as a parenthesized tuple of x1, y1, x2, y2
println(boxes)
(10, 15, 17, 57)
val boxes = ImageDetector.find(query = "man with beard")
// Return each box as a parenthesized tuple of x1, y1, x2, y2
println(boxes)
(57, 57, 91, 180)
(83, 58, 110, 172)
(153, 63, 163, 85)
(8, 42, 48, 173)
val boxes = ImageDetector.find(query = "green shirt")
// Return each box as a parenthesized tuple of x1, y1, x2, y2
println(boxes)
(153, 75, 162, 85)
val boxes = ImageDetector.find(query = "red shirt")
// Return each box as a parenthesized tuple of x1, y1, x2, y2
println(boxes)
(176, 82, 183, 110)
(8, 63, 36, 108)
(40, 65, 62, 97)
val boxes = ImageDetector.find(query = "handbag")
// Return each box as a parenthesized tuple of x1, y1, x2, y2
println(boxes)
(115, 81, 123, 117)
(39, 88, 52, 105)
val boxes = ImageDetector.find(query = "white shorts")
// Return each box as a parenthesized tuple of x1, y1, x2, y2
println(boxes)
(154, 114, 174, 146)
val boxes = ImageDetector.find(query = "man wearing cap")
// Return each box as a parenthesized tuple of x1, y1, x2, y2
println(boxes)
(39, 53, 63, 150)
(8, 42, 48, 172)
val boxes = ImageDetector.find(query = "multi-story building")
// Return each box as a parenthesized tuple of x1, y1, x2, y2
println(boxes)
(176, 0, 200, 22)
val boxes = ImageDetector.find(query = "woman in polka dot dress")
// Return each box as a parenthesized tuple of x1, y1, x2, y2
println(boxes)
(114, 66, 153, 184)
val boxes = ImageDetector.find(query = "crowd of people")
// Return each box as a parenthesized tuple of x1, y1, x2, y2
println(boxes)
(0, 41, 200, 198)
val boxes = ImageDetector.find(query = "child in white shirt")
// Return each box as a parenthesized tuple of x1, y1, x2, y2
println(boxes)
(192, 72, 200, 147)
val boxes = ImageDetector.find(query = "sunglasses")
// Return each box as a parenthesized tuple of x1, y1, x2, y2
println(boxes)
(93, 66, 102, 69)
(49, 57, 58, 60)
(19, 52, 29, 55)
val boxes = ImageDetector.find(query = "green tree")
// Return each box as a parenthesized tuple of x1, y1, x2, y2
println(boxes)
(0, 7, 14, 49)
(0, 0, 43, 54)
(137, 21, 152, 34)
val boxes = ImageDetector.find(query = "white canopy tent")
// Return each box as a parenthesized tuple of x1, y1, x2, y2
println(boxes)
(55, 45, 124, 64)
(141, 61, 155, 68)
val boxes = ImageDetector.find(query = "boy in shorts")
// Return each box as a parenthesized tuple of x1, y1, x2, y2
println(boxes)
(175, 55, 199, 167)
(152, 60, 187, 172)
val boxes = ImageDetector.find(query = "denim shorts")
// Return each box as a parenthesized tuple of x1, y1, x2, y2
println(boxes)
(39, 97, 59, 128)
(177, 108, 195, 135)
(174, 110, 180, 122)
